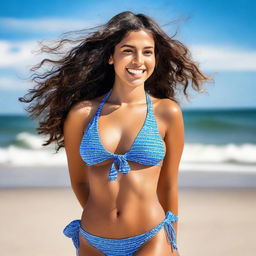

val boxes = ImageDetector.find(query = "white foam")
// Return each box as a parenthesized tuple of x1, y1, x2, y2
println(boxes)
(180, 162, 256, 173)
(15, 132, 55, 150)
(1, 133, 256, 172)
(182, 143, 256, 164)
(0, 145, 66, 166)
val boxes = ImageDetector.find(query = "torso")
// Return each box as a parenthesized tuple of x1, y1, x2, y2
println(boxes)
(80, 92, 169, 238)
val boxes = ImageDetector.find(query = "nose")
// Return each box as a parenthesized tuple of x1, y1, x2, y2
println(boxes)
(132, 51, 144, 66)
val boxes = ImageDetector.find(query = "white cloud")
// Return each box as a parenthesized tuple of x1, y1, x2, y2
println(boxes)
(0, 39, 74, 72)
(0, 18, 255, 71)
(0, 77, 32, 91)
(190, 45, 256, 71)
(0, 40, 256, 74)
(0, 18, 98, 33)
(0, 40, 37, 69)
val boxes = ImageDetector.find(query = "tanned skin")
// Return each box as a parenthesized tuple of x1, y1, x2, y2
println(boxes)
(64, 30, 184, 256)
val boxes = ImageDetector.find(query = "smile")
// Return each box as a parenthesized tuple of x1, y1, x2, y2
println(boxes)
(126, 68, 146, 75)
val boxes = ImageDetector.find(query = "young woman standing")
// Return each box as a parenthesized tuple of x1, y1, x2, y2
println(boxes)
(19, 11, 210, 256)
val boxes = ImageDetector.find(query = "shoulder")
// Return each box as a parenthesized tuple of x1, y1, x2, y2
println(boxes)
(151, 96, 183, 123)
(64, 95, 104, 129)
(161, 98, 183, 122)
(67, 95, 104, 120)
(155, 98, 184, 143)
(68, 100, 93, 119)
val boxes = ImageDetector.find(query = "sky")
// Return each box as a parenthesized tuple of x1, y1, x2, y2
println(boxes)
(0, 0, 255, 114)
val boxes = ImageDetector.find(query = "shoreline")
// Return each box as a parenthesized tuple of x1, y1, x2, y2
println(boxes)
(0, 165, 256, 188)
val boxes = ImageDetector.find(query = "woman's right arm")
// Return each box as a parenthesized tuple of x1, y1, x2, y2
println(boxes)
(63, 102, 93, 209)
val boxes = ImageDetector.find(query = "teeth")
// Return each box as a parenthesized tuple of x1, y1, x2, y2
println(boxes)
(127, 69, 144, 74)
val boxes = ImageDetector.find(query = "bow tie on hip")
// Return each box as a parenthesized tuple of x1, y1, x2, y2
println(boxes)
(63, 219, 80, 249)
(163, 211, 179, 251)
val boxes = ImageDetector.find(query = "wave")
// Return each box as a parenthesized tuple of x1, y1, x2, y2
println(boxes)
(183, 109, 256, 132)
(0, 132, 65, 166)
(11, 132, 52, 150)
(182, 143, 256, 164)
(1, 132, 256, 167)
(0, 145, 66, 166)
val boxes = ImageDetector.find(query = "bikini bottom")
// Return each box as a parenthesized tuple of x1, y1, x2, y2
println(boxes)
(63, 210, 179, 256)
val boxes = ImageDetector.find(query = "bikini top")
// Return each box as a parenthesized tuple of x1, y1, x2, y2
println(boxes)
(79, 88, 166, 181)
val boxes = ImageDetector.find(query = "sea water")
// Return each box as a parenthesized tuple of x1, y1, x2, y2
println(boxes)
(0, 109, 256, 172)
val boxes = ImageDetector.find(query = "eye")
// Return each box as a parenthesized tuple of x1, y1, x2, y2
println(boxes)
(123, 49, 133, 53)
(144, 51, 153, 55)
(122, 49, 153, 55)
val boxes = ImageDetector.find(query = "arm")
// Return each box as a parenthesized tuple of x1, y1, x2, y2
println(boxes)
(157, 100, 184, 235)
(63, 102, 92, 209)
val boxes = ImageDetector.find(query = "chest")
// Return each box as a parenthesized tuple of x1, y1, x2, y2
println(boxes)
(98, 103, 166, 155)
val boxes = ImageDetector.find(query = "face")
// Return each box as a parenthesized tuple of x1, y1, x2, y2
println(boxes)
(108, 29, 155, 88)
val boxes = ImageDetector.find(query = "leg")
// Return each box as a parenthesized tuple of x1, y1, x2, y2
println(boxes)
(78, 233, 105, 256)
(135, 226, 175, 256)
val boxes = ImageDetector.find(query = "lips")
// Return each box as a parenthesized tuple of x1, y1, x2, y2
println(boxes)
(126, 68, 146, 76)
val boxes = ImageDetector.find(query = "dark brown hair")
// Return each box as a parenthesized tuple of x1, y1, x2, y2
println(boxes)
(19, 11, 211, 152)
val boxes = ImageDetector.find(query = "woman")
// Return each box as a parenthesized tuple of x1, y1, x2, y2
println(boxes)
(19, 11, 210, 256)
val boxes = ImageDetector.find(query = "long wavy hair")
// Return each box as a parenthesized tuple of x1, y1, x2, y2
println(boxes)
(19, 11, 211, 152)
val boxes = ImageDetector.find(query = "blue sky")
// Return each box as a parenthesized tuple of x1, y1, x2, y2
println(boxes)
(0, 0, 255, 113)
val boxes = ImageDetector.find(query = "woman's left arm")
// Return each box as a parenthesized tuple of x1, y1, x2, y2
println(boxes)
(157, 100, 184, 235)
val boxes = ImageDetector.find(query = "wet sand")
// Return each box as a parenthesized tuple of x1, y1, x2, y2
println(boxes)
(1, 187, 256, 256)
(1, 165, 256, 188)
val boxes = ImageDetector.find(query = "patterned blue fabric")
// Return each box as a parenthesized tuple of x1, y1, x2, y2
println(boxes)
(63, 210, 179, 256)
(80, 88, 166, 181)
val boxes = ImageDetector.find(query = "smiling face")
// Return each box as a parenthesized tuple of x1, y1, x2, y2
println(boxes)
(108, 29, 156, 88)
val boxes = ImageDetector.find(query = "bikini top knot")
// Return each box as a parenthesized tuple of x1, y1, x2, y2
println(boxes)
(108, 155, 131, 181)
(79, 88, 166, 181)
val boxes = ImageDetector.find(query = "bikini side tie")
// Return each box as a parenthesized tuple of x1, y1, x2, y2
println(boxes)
(63, 219, 80, 249)
(163, 211, 179, 251)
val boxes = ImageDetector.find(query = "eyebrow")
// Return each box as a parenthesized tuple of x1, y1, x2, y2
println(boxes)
(120, 44, 154, 49)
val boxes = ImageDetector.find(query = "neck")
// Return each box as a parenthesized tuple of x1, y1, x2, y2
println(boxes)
(109, 85, 147, 106)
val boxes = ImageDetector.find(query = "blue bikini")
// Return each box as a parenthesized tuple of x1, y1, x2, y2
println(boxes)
(79, 88, 166, 181)
(64, 211, 179, 256)
(63, 88, 179, 255)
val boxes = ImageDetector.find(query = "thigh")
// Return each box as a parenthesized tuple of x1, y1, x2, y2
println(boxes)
(134, 226, 174, 256)
(78, 233, 105, 256)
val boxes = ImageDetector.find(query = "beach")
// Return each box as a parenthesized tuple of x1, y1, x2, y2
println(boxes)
(1, 185, 256, 256)
(1, 165, 256, 188)
(1, 110, 256, 255)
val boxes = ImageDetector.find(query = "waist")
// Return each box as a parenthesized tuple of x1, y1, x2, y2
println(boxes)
(80, 199, 166, 238)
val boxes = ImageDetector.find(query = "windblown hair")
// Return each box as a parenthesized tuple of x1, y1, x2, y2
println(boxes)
(19, 11, 211, 152)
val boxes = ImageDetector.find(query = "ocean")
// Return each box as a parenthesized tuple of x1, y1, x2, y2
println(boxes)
(0, 109, 256, 170)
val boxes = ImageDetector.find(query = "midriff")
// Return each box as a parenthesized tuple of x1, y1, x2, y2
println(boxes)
(80, 162, 166, 238)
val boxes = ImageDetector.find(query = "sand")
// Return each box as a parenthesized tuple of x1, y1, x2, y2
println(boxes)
(1, 187, 256, 256)
(1, 165, 256, 188)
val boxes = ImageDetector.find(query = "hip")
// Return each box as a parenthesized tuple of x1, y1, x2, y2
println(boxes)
(80, 199, 166, 238)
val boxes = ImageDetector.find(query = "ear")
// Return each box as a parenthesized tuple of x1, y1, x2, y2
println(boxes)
(108, 55, 113, 64)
